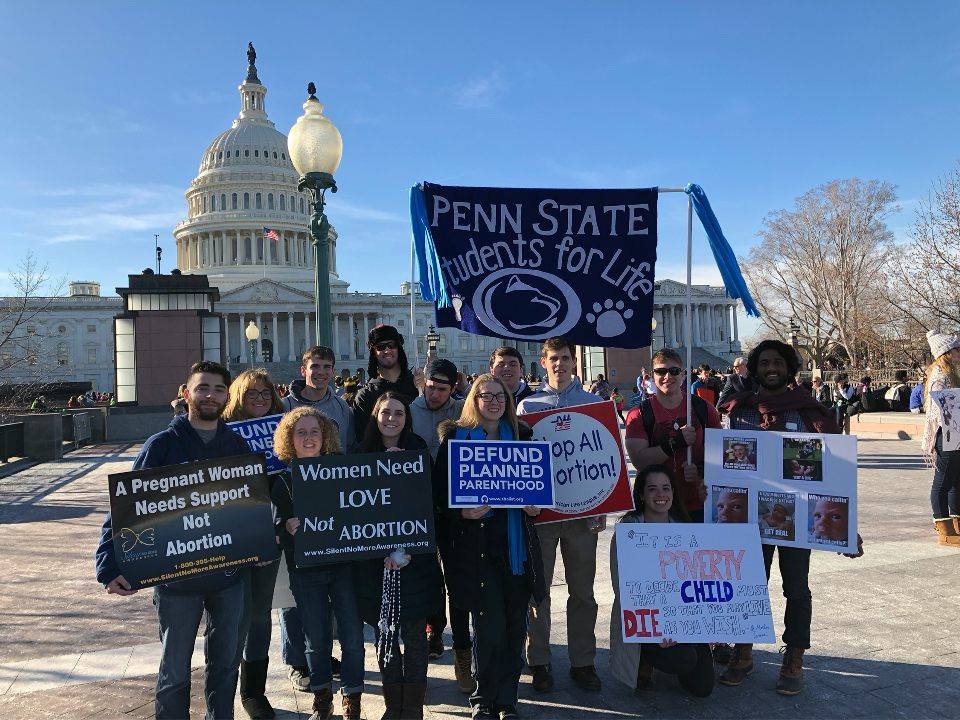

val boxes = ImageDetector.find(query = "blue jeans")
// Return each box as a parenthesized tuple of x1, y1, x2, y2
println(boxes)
(289, 567, 364, 694)
(238, 561, 281, 662)
(280, 605, 307, 667)
(154, 582, 243, 720)
(932, 431, 960, 517)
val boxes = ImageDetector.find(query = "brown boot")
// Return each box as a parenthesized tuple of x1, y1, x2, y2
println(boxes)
(310, 689, 334, 720)
(717, 643, 753, 686)
(341, 692, 362, 720)
(952, 516, 960, 534)
(454, 648, 474, 694)
(775, 646, 804, 695)
(634, 654, 654, 692)
(400, 681, 426, 720)
(381, 683, 403, 720)
(935, 518, 960, 545)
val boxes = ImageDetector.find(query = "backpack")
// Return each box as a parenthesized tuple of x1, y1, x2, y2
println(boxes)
(638, 395, 709, 443)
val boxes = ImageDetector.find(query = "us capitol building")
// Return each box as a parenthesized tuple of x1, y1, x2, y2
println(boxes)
(0, 47, 741, 395)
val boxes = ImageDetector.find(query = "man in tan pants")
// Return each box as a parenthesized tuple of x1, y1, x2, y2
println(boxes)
(517, 337, 605, 693)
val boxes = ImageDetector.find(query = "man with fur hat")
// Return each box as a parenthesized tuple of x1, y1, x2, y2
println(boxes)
(352, 324, 420, 442)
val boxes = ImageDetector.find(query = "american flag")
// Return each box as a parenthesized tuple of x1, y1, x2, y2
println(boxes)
(262, 227, 280, 242)
(552, 415, 571, 431)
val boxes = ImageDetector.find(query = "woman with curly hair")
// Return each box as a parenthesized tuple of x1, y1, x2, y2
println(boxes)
(272, 407, 365, 720)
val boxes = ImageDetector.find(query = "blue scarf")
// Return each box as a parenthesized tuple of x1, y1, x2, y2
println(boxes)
(455, 421, 527, 576)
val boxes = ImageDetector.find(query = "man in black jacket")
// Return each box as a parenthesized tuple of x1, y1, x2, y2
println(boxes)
(717, 356, 757, 410)
(95, 361, 251, 720)
(352, 325, 420, 442)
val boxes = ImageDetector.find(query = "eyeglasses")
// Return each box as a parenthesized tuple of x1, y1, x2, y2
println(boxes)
(652, 367, 683, 377)
(374, 341, 397, 352)
(477, 392, 507, 404)
(243, 389, 272, 401)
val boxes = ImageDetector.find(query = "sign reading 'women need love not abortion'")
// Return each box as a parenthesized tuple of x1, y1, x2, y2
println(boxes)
(520, 401, 633, 523)
(448, 440, 554, 508)
(424, 183, 659, 348)
(615, 523, 774, 644)
(291, 450, 435, 566)
(108, 454, 276, 589)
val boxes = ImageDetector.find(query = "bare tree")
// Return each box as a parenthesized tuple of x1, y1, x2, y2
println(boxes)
(742, 179, 897, 369)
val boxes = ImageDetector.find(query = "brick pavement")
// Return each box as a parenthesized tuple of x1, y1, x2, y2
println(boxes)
(0, 438, 958, 718)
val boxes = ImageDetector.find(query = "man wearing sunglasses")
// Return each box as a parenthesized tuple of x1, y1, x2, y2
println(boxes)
(353, 324, 419, 442)
(282, 345, 354, 451)
(624, 348, 721, 522)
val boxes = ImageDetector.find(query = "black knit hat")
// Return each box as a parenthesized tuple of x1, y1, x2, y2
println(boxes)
(425, 358, 458, 386)
(367, 324, 404, 348)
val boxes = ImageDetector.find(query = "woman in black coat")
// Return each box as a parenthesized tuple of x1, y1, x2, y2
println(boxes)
(434, 373, 547, 720)
(351, 391, 443, 720)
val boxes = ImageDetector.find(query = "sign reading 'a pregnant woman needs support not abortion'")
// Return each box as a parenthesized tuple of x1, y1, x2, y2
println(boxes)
(108, 454, 276, 589)
(291, 450, 436, 566)
(448, 439, 554, 508)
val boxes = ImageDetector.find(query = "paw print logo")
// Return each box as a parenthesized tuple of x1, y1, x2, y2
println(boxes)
(585, 299, 634, 338)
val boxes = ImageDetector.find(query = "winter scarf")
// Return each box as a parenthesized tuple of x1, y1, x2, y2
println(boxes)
(720, 387, 840, 434)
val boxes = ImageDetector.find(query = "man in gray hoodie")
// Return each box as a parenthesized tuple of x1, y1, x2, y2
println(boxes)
(410, 358, 464, 461)
(517, 336, 605, 695)
(281, 345, 354, 451)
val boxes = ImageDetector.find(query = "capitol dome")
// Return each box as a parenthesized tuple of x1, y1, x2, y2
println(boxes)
(174, 44, 343, 294)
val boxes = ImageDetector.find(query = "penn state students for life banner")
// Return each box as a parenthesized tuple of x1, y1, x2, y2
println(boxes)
(615, 523, 775, 644)
(519, 401, 634, 523)
(420, 183, 659, 348)
(227, 413, 286, 473)
(703, 429, 858, 553)
(108, 454, 277, 589)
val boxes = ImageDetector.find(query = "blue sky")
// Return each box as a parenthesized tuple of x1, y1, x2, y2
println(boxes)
(1, 2, 958, 340)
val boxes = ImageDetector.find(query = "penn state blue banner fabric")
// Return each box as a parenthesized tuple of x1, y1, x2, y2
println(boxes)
(418, 183, 658, 348)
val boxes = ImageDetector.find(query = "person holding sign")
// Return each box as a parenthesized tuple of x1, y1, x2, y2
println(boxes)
(272, 408, 365, 720)
(719, 340, 862, 696)
(223, 368, 286, 719)
(609, 465, 714, 698)
(437, 374, 546, 720)
(517, 337, 606, 694)
(921, 330, 960, 545)
(94, 362, 252, 720)
(352, 391, 443, 720)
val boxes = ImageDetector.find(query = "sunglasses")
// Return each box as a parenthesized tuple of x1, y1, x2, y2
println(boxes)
(652, 367, 683, 377)
(374, 341, 398, 352)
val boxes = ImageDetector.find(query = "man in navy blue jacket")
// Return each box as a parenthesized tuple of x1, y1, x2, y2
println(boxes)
(95, 361, 251, 720)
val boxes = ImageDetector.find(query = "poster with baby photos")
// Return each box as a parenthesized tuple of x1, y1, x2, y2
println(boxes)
(703, 429, 858, 553)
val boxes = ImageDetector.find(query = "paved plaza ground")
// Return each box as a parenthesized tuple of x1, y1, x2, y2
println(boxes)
(0, 436, 958, 719)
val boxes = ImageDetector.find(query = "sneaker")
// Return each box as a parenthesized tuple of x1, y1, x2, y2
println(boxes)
(718, 644, 753, 686)
(530, 664, 554, 693)
(330, 656, 341, 681)
(775, 646, 804, 696)
(498, 705, 520, 720)
(569, 665, 601, 692)
(288, 665, 311, 693)
(427, 625, 445, 659)
(471, 704, 496, 720)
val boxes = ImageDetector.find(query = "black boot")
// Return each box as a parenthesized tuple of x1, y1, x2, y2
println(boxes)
(381, 682, 403, 720)
(400, 681, 426, 719)
(240, 658, 276, 719)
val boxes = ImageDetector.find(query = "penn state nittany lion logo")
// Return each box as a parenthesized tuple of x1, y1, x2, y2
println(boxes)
(472, 269, 581, 340)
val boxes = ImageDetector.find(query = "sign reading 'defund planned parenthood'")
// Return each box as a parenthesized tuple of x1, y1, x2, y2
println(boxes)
(227, 413, 286, 474)
(426, 183, 659, 348)
(108, 454, 276, 589)
(448, 440, 554, 508)
(291, 450, 435, 566)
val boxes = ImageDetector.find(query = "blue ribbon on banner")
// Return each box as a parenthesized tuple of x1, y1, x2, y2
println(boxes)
(684, 184, 761, 318)
(409, 184, 451, 307)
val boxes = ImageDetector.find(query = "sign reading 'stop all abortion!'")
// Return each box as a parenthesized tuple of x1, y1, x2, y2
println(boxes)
(448, 440, 554, 508)
(424, 183, 659, 348)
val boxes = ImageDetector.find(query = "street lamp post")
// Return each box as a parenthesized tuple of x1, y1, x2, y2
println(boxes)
(287, 82, 343, 348)
(245, 321, 260, 364)
(425, 325, 440, 360)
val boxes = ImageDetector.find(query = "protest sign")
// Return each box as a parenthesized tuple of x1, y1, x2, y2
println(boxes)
(227, 413, 285, 473)
(448, 439, 553, 508)
(931, 390, 960, 451)
(614, 523, 774, 644)
(291, 450, 435, 566)
(520, 401, 633, 523)
(704, 429, 858, 553)
(108, 454, 276, 589)
(420, 183, 659, 348)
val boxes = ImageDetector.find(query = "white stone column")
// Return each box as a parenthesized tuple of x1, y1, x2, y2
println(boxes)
(287, 312, 296, 361)
(692, 305, 701, 346)
(673, 305, 682, 346)
(255, 313, 263, 361)
(332, 314, 340, 358)
(239, 314, 248, 362)
(362, 314, 370, 346)
(733, 304, 739, 343)
(271, 313, 279, 361)
(303, 313, 311, 348)
(224, 313, 231, 362)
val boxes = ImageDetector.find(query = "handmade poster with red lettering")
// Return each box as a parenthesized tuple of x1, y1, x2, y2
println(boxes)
(520, 401, 633, 524)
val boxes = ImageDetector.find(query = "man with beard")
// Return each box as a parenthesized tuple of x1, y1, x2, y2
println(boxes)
(718, 340, 863, 696)
(95, 362, 251, 719)
(352, 325, 420, 442)
(490, 346, 533, 405)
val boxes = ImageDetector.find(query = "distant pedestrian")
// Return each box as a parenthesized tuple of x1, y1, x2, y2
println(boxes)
(921, 330, 960, 546)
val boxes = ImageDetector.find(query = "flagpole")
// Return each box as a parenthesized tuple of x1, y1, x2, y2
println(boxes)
(410, 235, 419, 368)
(685, 193, 694, 463)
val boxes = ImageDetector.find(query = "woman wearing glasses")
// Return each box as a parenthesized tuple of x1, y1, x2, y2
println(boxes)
(434, 374, 546, 720)
(224, 369, 286, 719)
